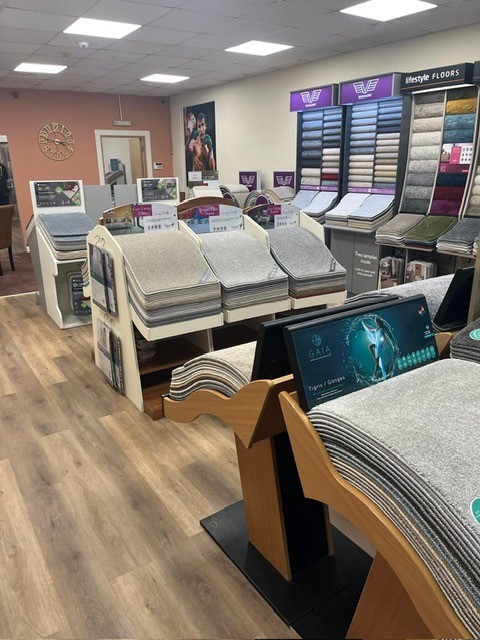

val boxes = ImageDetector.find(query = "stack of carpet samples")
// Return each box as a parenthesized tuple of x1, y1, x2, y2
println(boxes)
(267, 226, 346, 298)
(307, 359, 480, 637)
(436, 217, 480, 255)
(450, 318, 480, 364)
(115, 232, 221, 327)
(169, 341, 256, 401)
(200, 230, 289, 311)
(37, 212, 94, 260)
(325, 193, 394, 230)
(295, 188, 338, 223)
(375, 213, 423, 246)
(345, 273, 454, 320)
(404, 215, 458, 250)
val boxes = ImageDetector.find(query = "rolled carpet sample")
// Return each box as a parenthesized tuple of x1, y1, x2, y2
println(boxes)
(411, 131, 442, 146)
(413, 102, 444, 118)
(446, 97, 478, 114)
(410, 145, 441, 160)
(307, 359, 480, 636)
(429, 200, 461, 215)
(303, 111, 324, 121)
(407, 159, 439, 173)
(401, 198, 431, 214)
(443, 129, 474, 144)
(301, 168, 322, 177)
(412, 116, 444, 132)
(219, 184, 250, 207)
(169, 341, 256, 400)
(415, 91, 445, 104)
(406, 172, 437, 187)
(436, 173, 469, 188)
(302, 120, 323, 130)
(444, 114, 476, 130)
(302, 130, 323, 140)
(302, 140, 323, 149)
(300, 177, 321, 186)
(404, 185, 435, 200)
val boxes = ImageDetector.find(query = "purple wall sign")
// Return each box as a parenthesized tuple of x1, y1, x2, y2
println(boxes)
(239, 171, 260, 191)
(340, 74, 399, 104)
(290, 84, 336, 111)
(273, 171, 295, 188)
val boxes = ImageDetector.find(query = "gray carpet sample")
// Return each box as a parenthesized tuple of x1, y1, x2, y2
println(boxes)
(307, 359, 480, 635)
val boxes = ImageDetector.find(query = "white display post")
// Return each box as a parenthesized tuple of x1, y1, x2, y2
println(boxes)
(29, 179, 92, 329)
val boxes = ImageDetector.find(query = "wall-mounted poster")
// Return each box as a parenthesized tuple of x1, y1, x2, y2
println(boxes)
(184, 101, 217, 174)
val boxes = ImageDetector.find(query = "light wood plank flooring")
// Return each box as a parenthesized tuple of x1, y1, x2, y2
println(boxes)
(0, 294, 298, 639)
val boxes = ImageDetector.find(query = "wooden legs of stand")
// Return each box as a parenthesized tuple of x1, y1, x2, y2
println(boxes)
(235, 435, 292, 580)
(347, 553, 431, 640)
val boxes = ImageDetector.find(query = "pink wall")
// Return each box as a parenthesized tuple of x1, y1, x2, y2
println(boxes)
(0, 89, 173, 238)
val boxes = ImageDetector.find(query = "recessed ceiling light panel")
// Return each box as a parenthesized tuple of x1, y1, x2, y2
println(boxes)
(341, 0, 437, 22)
(64, 18, 141, 39)
(141, 74, 190, 83)
(14, 63, 67, 74)
(225, 40, 293, 56)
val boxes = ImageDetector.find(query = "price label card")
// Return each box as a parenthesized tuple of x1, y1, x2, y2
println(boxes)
(274, 205, 299, 229)
(143, 204, 178, 233)
(209, 208, 243, 233)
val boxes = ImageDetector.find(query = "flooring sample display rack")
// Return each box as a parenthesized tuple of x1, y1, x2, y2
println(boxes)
(328, 73, 411, 294)
(292, 83, 344, 206)
(28, 179, 92, 329)
(376, 62, 480, 286)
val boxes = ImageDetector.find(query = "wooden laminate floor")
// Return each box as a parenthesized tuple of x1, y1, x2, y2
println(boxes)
(0, 294, 298, 639)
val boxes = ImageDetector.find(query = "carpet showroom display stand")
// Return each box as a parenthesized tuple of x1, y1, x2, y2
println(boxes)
(28, 179, 92, 329)
(326, 73, 411, 294)
(88, 197, 344, 419)
(376, 62, 480, 283)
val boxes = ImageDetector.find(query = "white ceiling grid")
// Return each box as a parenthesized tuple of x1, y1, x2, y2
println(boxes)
(0, 0, 478, 96)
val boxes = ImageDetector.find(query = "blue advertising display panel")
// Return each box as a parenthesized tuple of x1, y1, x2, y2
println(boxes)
(285, 295, 438, 411)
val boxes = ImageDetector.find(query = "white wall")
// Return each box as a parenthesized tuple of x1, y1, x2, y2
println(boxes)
(101, 137, 132, 183)
(170, 23, 480, 190)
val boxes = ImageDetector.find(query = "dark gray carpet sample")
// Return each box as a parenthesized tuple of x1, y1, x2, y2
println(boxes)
(267, 226, 346, 296)
(437, 217, 480, 255)
(307, 359, 480, 635)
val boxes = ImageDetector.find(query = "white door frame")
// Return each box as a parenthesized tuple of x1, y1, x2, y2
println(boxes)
(94, 129, 153, 184)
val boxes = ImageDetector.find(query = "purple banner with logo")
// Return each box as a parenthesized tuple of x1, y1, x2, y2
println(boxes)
(273, 171, 295, 188)
(239, 171, 260, 191)
(290, 84, 336, 111)
(340, 74, 399, 104)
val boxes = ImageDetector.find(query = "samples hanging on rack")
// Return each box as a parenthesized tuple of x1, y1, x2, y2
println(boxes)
(291, 83, 344, 222)
(96, 318, 125, 393)
(89, 243, 118, 317)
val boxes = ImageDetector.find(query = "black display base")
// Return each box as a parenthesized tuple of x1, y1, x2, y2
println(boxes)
(201, 501, 372, 636)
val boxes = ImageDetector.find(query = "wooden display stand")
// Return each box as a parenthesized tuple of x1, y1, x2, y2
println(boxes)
(164, 377, 373, 629)
(279, 390, 468, 639)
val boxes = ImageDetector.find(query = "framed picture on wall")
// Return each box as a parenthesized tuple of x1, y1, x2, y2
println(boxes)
(184, 101, 217, 175)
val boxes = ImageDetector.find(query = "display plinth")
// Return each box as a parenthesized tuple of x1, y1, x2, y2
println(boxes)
(290, 289, 346, 310)
(201, 500, 371, 629)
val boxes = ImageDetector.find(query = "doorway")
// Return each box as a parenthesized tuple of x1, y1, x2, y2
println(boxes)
(94, 129, 153, 187)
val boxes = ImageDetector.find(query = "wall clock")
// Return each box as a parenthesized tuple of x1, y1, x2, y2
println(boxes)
(38, 122, 76, 161)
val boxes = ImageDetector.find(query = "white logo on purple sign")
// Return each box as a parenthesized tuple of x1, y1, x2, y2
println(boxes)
(353, 78, 379, 96)
(276, 176, 293, 186)
(301, 89, 322, 106)
(241, 175, 255, 186)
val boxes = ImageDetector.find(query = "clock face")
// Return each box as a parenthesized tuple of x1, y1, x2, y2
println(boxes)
(38, 122, 75, 161)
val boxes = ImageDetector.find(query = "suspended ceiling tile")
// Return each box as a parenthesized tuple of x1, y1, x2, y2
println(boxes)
(5, 0, 98, 15)
(149, 9, 232, 32)
(244, 1, 332, 27)
(0, 7, 73, 30)
(123, 0, 184, 6)
(394, 5, 480, 30)
(164, 66, 209, 77)
(126, 25, 196, 44)
(175, 0, 274, 18)
(158, 44, 215, 59)
(34, 44, 93, 59)
(85, 0, 172, 24)
(0, 41, 39, 53)
(61, 65, 108, 76)
(443, 0, 480, 14)
(105, 40, 164, 55)
(0, 25, 58, 43)
(47, 33, 116, 48)
(138, 54, 193, 67)
(86, 49, 146, 63)
(74, 58, 127, 71)
(178, 33, 243, 50)
(203, 18, 285, 39)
